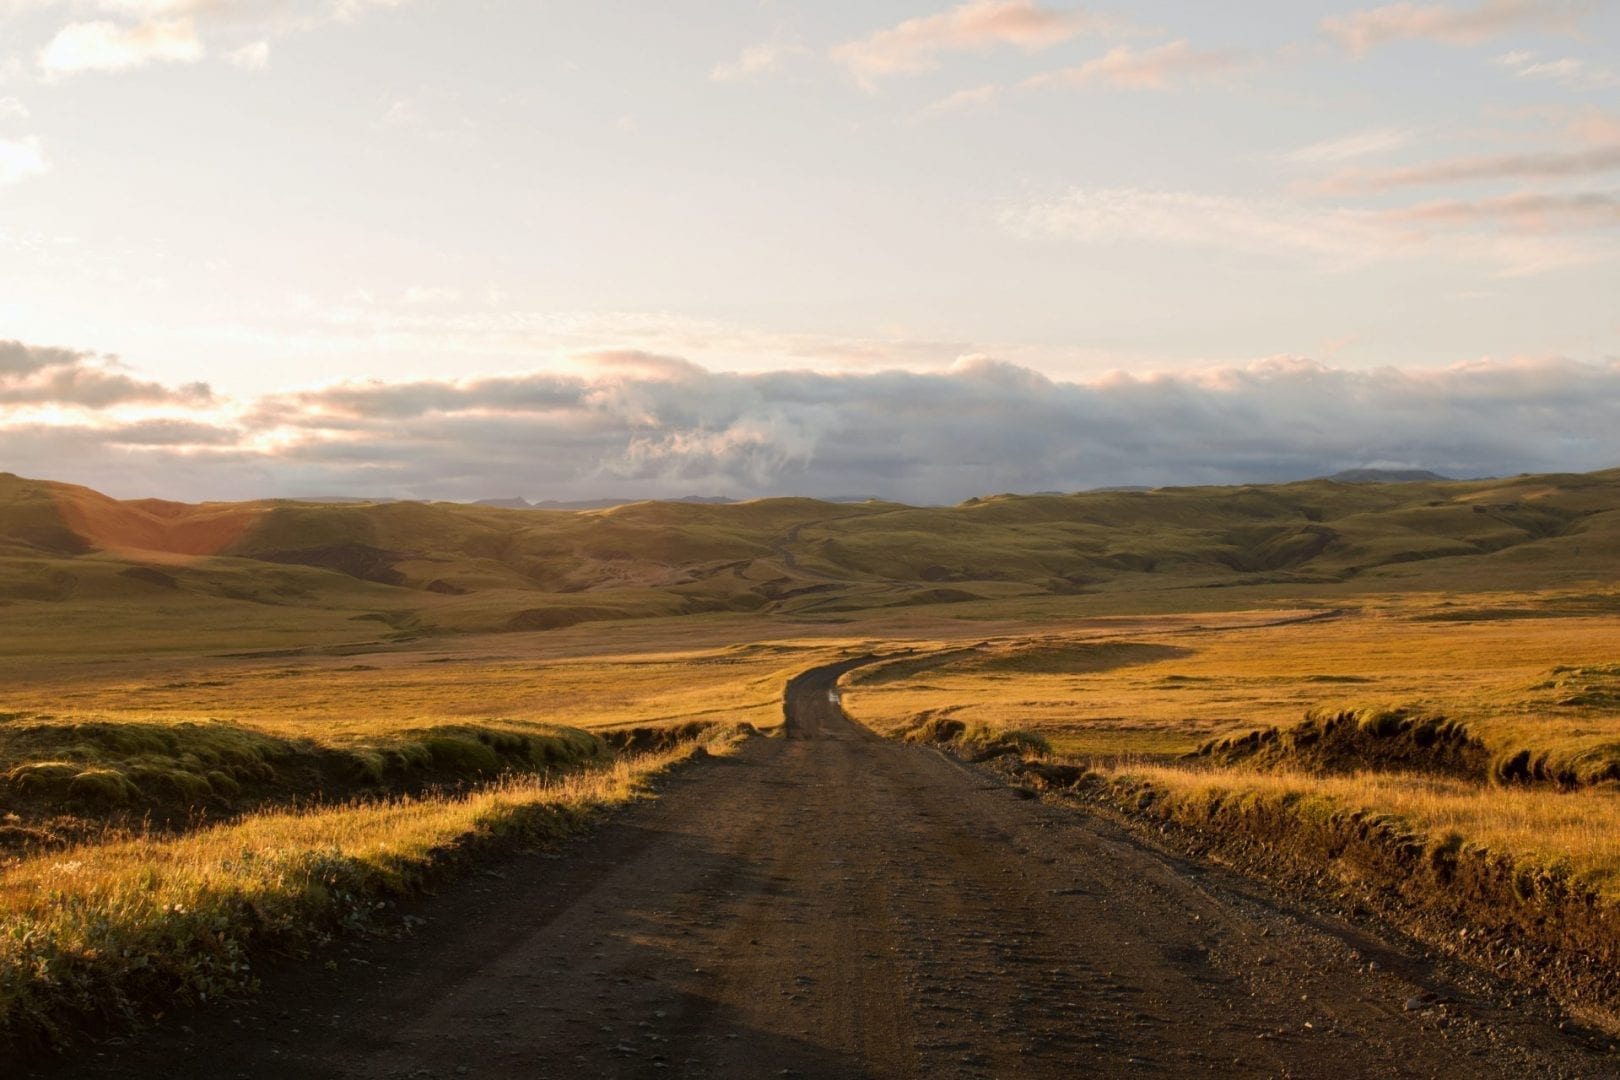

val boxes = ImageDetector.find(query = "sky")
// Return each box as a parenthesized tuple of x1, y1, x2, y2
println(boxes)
(1, 0, 1618, 503)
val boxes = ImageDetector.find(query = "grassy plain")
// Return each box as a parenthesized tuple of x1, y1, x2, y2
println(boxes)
(840, 603, 1620, 776)
(840, 599, 1620, 884)
(5, 466, 1620, 1042)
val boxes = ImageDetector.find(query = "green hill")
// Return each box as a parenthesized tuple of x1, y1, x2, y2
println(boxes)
(1, 468, 1618, 643)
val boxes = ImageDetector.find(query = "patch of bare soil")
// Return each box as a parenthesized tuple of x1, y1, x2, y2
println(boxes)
(27, 661, 1610, 1078)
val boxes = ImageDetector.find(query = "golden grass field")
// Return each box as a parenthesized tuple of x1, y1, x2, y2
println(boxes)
(4, 466, 1620, 1045)
(839, 599, 1620, 891)
(0, 737, 725, 1046)
(841, 600, 1620, 767)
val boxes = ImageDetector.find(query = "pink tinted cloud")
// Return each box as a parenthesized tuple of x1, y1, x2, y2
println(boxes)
(1323, 0, 1589, 55)
(1388, 190, 1620, 228)
(832, 1, 1116, 83)
(1022, 40, 1250, 91)
(1311, 141, 1620, 193)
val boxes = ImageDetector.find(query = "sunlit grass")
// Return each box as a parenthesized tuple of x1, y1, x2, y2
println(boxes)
(1102, 761, 1620, 895)
(841, 608, 1620, 768)
(0, 739, 715, 1049)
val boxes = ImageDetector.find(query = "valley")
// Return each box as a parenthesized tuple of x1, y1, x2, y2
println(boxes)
(4, 468, 1620, 1073)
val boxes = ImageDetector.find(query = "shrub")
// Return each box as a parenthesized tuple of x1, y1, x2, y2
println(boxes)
(67, 768, 137, 806)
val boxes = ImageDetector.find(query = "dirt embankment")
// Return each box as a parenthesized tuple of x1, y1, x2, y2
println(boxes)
(1196, 707, 1491, 780)
(961, 744, 1620, 1032)
(1, 720, 621, 856)
(1195, 704, 1620, 790)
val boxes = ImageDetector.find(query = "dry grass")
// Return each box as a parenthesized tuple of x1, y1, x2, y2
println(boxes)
(841, 603, 1620, 769)
(0, 735, 729, 1049)
(844, 599, 1620, 916)
(1104, 762, 1620, 894)
(0, 637, 860, 837)
(0, 639, 845, 741)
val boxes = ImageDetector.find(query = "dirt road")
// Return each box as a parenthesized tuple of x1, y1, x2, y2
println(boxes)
(37, 658, 1607, 1078)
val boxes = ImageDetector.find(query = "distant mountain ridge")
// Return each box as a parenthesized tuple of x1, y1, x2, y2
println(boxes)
(474, 495, 737, 511)
(1326, 469, 1453, 484)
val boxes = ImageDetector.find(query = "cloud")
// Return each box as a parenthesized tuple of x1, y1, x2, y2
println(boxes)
(100, 418, 239, 446)
(21, 1, 410, 77)
(6, 348, 1620, 504)
(39, 17, 203, 74)
(0, 340, 80, 375)
(0, 97, 27, 120)
(832, 1, 1117, 85)
(245, 354, 1620, 501)
(1000, 188, 1395, 261)
(1494, 48, 1617, 88)
(226, 39, 269, 70)
(1568, 108, 1620, 145)
(0, 135, 47, 185)
(998, 185, 1611, 274)
(1021, 39, 1250, 90)
(710, 36, 804, 82)
(1323, 0, 1589, 55)
(1313, 141, 1620, 193)
(264, 371, 585, 423)
(920, 82, 1003, 115)
(1284, 127, 1417, 165)
(0, 340, 212, 408)
(402, 285, 462, 305)
(1387, 189, 1620, 228)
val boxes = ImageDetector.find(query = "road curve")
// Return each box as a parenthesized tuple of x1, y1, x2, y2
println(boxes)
(32, 659, 1605, 1078)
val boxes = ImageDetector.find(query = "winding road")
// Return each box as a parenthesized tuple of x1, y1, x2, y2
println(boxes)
(35, 659, 1607, 1078)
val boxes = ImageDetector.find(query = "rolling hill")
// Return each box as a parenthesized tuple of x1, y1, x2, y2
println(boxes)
(2, 467, 1618, 640)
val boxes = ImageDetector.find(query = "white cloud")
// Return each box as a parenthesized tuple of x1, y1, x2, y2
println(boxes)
(998, 185, 1613, 274)
(1494, 49, 1617, 89)
(0, 97, 28, 120)
(17, 1, 412, 78)
(1022, 40, 1250, 91)
(1001, 187, 1396, 261)
(920, 83, 1002, 115)
(710, 36, 804, 82)
(6, 344, 1620, 503)
(1284, 127, 1417, 165)
(832, 1, 1119, 85)
(226, 39, 270, 70)
(0, 134, 47, 185)
(1323, 0, 1589, 55)
(39, 17, 203, 74)
(402, 286, 462, 306)
(381, 98, 416, 127)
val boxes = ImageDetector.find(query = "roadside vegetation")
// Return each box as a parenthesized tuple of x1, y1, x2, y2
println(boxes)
(0, 640, 844, 854)
(0, 632, 848, 1052)
(844, 605, 1620, 1024)
(0, 732, 745, 1052)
